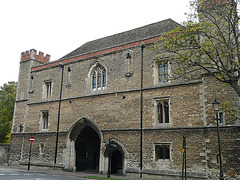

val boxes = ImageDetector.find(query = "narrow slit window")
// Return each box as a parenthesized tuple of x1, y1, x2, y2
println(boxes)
(219, 112, 224, 123)
(43, 81, 52, 99)
(42, 112, 49, 129)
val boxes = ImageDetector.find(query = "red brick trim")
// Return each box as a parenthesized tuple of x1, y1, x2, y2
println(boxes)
(31, 36, 160, 72)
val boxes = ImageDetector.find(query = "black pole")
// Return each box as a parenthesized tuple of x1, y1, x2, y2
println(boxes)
(184, 137, 187, 180)
(182, 146, 184, 179)
(28, 142, 32, 171)
(216, 113, 224, 180)
(140, 43, 145, 178)
(182, 136, 186, 180)
(107, 139, 111, 178)
(54, 63, 64, 168)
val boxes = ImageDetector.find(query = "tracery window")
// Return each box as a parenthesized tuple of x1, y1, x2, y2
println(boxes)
(91, 65, 106, 91)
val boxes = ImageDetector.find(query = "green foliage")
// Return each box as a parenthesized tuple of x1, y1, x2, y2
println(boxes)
(0, 82, 17, 143)
(221, 97, 240, 116)
(150, 0, 240, 96)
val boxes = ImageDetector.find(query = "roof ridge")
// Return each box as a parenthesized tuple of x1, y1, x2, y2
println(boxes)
(60, 18, 179, 60)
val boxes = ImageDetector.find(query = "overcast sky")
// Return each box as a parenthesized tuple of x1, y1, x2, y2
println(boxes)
(0, 0, 190, 87)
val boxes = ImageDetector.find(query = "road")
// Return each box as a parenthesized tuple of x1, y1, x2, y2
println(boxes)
(0, 169, 87, 180)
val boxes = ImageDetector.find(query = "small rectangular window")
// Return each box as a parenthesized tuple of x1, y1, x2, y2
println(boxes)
(39, 143, 45, 154)
(43, 80, 52, 99)
(155, 144, 170, 161)
(158, 62, 169, 83)
(219, 112, 224, 124)
(42, 111, 49, 129)
(17, 124, 23, 132)
(157, 100, 169, 124)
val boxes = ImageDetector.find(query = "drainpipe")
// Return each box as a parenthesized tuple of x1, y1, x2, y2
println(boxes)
(140, 42, 145, 178)
(54, 62, 64, 168)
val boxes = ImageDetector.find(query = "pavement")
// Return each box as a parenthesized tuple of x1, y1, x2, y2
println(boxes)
(0, 165, 139, 180)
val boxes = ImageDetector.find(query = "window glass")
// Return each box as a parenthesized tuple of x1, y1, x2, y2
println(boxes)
(155, 144, 170, 160)
(158, 62, 169, 83)
(158, 102, 163, 123)
(164, 63, 168, 81)
(42, 112, 49, 129)
(219, 112, 224, 123)
(43, 81, 52, 99)
(91, 65, 106, 91)
(159, 64, 163, 82)
(164, 101, 169, 123)
(92, 72, 96, 91)
(103, 70, 106, 88)
(97, 72, 101, 90)
(156, 100, 170, 124)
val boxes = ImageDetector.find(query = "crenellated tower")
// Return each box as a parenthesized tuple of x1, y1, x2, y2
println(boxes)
(21, 49, 50, 64)
(13, 49, 50, 134)
(16, 49, 50, 101)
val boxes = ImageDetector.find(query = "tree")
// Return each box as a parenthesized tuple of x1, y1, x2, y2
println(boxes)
(150, 0, 240, 96)
(0, 82, 17, 143)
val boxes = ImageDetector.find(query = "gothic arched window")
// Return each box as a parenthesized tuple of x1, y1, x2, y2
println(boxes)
(91, 65, 106, 91)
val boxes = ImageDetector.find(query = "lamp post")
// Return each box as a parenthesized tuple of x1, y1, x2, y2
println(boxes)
(212, 98, 224, 180)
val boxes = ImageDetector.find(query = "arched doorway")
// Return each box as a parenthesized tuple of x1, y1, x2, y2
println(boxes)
(75, 125, 100, 171)
(111, 149, 123, 174)
(104, 140, 124, 175)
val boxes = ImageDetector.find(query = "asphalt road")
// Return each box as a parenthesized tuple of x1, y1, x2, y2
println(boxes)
(0, 169, 87, 180)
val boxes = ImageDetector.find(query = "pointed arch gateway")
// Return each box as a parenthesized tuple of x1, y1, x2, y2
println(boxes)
(103, 139, 127, 175)
(66, 117, 102, 172)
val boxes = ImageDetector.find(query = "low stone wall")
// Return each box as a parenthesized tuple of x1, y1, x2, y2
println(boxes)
(0, 144, 10, 165)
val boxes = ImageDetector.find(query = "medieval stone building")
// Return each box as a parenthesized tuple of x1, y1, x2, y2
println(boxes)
(10, 16, 239, 179)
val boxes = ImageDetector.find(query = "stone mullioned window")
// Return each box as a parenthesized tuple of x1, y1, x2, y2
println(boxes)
(153, 97, 170, 126)
(90, 63, 107, 91)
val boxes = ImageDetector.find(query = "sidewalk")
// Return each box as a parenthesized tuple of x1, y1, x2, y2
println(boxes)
(0, 165, 140, 180)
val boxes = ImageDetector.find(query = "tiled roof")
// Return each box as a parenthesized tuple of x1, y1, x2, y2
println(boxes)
(60, 19, 180, 60)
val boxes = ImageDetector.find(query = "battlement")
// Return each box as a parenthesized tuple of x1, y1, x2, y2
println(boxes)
(21, 49, 50, 63)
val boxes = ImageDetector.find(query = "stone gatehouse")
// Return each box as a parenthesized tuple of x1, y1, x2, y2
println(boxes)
(10, 18, 240, 179)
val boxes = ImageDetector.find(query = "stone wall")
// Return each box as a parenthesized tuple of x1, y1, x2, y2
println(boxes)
(0, 144, 9, 165)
